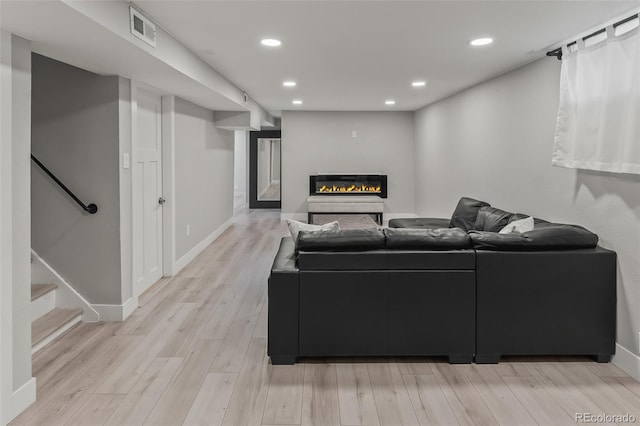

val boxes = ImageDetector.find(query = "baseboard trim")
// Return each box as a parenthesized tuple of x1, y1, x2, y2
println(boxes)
(92, 296, 139, 322)
(612, 343, 640, 382)
(174, 217, 235, 274)
(30, 249, 99, 322)
(6, 377, 36, 425)
(122, 296, 139, 319)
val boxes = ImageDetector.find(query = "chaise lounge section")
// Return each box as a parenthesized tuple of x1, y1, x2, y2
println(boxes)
(269, 228, 477, 365)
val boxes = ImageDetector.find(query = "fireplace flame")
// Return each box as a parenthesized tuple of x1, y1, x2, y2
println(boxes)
(318, 184, 381, 193)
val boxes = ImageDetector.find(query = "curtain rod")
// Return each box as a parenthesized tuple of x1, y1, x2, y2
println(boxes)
(546, 13, 639, 60)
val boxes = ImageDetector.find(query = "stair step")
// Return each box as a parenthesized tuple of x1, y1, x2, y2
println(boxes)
(31, 283, 58, 322)
(31, 283, 58, 301)
(32, 308, 83, 353)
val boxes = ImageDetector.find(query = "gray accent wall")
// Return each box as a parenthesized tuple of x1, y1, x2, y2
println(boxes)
(31, 54, 122, 305)
(281, 111, 415, 217)
(174, 98, 235, 260)
(414, 58, 640, 358)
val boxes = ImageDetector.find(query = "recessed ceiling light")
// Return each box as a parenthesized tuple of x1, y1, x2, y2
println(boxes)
(385, 100, 396, 105)
(283, 81, 296, 87)
(470, 37, 493, 47)
(261, 38, 282, 47)
(412, 81, 427, 87)
(292, 100, 303, 105)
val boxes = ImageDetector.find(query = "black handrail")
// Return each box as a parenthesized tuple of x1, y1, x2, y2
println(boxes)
(31, 154, 98, 214)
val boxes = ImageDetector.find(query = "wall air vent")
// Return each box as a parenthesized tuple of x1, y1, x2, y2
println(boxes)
(130, 6, 156, 47)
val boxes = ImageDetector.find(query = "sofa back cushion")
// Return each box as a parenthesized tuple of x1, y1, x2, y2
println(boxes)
(449, 197, 490, 231)
(296, 228, 386, 252)
(384, 228, 471, 250)
(474, 206, 514, 232)
(469, 223, 598, 250)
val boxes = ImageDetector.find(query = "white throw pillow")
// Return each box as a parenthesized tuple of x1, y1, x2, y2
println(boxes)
(499, 216, 534, 234)
(286, 219, 340, 241)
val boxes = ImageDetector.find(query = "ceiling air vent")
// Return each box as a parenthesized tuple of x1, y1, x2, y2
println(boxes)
(130, 6, 156, 47)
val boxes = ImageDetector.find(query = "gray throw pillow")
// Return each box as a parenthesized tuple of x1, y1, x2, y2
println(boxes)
(286, 219, 339, 242)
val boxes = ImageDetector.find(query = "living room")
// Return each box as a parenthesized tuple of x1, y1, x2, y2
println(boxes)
(2, 1, 640, 425)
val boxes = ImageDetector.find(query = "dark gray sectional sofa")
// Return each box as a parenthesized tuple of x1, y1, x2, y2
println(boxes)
(268, 197, 616, 365)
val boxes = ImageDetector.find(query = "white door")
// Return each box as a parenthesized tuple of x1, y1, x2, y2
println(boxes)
(133, 86, 163, 296)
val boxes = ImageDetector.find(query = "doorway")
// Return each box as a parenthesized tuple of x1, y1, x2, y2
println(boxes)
(132, 83, 164, 296)
(249, 130, 281, 209)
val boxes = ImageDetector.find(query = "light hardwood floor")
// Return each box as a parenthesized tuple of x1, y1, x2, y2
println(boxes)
(258, 183, 281, 202)
(12, 208, 640, 426)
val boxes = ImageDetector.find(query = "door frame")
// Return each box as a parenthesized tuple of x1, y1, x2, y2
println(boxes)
(130, 81, 176, 299)
(249, 130, 281, 209)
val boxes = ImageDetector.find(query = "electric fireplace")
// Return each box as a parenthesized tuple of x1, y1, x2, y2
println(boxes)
(309, 174, 387, 198)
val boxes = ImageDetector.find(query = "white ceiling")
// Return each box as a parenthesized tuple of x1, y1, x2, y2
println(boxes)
(136, 0, 640, 115)
(0, 0, 247, 112)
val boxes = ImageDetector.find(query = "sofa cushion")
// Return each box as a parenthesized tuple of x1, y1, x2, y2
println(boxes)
(296, 228, 386, 252)
(449, 197, 491, 231)
(474, 206, 514, 232)
(384, 228, 472, 250)
(388, 217, 450, 229)
(469, 223, 598, 250)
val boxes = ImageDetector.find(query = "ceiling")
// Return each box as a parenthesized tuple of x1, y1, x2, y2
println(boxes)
(136, 0, 640, 115)
(0, 0, 247, 112)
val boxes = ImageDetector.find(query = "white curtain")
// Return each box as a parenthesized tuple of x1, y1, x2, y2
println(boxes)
(552, 18, 640, 174)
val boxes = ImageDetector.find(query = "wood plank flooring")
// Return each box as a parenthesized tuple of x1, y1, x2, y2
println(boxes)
(12, 208, 640, 426)
(31, 283, 57, 301)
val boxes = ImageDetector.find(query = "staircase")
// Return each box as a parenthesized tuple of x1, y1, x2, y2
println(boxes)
(31, 283, 83, 354)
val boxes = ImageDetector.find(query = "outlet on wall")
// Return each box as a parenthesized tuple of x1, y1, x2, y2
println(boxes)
(186, 224, 190, 236)
(638, 331, 640, 354)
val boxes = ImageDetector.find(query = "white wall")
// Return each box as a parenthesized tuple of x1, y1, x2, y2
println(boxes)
(0, 31, 35, 425)
(414, 58, 640, 372)
(31, 54, 123, 305)
(281, 111, 415, 219)
(174, 98, 235, 260)
(233, 130, 247, 198)
(118, 77, 133, 302)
